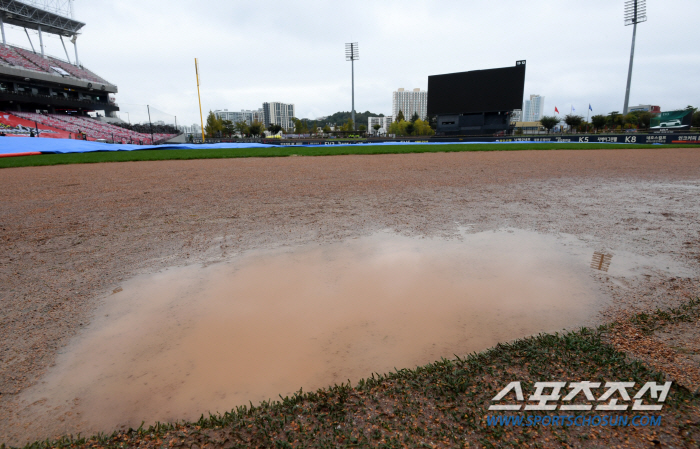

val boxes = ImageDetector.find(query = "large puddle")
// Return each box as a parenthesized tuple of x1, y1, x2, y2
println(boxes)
(21, 229, 608, 436)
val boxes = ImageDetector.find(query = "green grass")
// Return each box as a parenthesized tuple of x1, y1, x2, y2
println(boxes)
(9, 298, 699, 449)
(0, 142, 686, 169)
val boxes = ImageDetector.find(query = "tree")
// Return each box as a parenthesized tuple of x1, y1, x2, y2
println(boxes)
(591, 115, 607, 132)
(637, 112, 652, 129)
(623, 113, 639, 127)
(204, 111, 223, 138)
(388, 120, 407, 136)
(322, 124, 331, 134)
(222, 119, 235, 137)
(396, 110, 405, 122)
(373, 124, 381, 135)
(267, 123, 283, 135)
(234, 121, 249, 136)
(248, 121, 264, 137)
(564, 114, 583, 133)
(359, 124, 367, 132)
(405, 122, 415, 135)
(341, 118, 354, 132)
(293, 118, 308, 134)
(539, 115, 559, 133)
(410, 112, 419, 123)
(412, 119, 435, 136)
(684, 106, 699, 127)
(316, 111, 384, 127)
(607, 111, 623, 128)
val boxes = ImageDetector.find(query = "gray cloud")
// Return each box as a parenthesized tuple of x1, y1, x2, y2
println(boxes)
(5, 0, 699, 125)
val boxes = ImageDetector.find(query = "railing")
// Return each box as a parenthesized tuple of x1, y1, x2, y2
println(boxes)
(189, 137, 263, 144)
(0, 89, 112, 106)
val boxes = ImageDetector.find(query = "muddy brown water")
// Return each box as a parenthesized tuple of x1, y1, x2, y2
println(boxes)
(18, 229, 609, 438)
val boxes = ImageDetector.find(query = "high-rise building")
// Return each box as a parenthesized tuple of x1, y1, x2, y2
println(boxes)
(214, 109, 264, 125)
(367, 116, 393, 135)
(263, 102, 296, 130)
(392, 88, 428, 120)
(522, 95, 545, 122)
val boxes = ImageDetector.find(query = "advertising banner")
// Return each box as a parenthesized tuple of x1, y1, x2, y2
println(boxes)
(650, 110, 692, 130)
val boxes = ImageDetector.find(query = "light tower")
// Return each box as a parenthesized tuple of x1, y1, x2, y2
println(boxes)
(26, 0, 74, 17)
(623, 0, 647, 115)
(345, 42, 359, 131)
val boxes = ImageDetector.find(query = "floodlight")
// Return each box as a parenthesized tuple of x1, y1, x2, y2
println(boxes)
(623, 0, 647, 114)
(624, 0, 647, 26)
(345, 43, 359, 130)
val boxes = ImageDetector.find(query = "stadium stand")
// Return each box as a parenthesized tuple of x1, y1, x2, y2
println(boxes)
(1, 3, 181, 145)
(13, 112, 176, 143)
(47, 56, 109, 84)
(13, 47, 55, 73)
(0, 46, 43, 72)
(0, 45, 111, 84)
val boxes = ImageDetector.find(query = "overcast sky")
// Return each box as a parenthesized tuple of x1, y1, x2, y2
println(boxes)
(5, 0, 700, 125)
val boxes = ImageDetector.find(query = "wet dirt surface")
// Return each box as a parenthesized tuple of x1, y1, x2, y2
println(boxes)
(1, 148, 700, 444)
(13, 230, 606, 438)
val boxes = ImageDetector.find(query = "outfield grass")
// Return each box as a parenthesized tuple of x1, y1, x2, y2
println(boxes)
(12, 298, 699, 449)
(0, 143, 683, 169)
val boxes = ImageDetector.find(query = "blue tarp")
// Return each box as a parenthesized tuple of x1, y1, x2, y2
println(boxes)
(0, 137, 280, 155)
(0, 137, 534, 156)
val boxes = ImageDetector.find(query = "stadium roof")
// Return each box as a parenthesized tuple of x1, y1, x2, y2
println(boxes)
(0, 0, 85, 36)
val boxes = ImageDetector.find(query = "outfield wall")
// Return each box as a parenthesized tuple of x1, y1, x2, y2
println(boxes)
(267, 133, 700, 146)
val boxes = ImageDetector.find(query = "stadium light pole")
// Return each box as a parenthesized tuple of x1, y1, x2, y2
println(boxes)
(195, 58, 205, 143)
(0, 16, 7, 48)
(345, 43, 359, 131)
(623, 0, 647, 115)
(147, 104, 154, 145)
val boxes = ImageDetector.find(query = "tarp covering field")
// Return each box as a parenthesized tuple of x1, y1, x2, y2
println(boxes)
(0, 137, 279, 156)
(0, 137, 530, 157)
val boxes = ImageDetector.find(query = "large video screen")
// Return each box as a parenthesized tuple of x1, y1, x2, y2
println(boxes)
(427, 63, 526, 115)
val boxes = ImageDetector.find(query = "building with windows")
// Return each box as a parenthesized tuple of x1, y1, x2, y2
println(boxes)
(628, 105, 661, 114)
(522, 95, 544, 122)
(392, 88, 428, 121)
(178, 124, 201, 134)
(367, 116, 393, 135)
(214, 109, 264, 125)
(263, 102, 295, 130)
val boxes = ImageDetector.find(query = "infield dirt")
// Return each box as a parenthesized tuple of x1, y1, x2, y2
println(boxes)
(1, 148, 699, 445)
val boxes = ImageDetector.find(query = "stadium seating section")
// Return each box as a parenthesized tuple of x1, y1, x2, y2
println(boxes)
(12, 112, 175, 143)
(0, 45, 110, 85)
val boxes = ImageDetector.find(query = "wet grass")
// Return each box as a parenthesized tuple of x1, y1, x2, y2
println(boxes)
(7, 298, 699, 449)
(630, 297, 700, 335)
(0, 143, 682, 169)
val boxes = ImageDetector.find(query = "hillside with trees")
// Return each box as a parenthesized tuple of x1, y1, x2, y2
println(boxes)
(316, 111, 384, 126)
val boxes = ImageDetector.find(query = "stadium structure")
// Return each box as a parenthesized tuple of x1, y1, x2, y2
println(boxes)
(0, 0, 176, 143)
(427, 61, 527, 136)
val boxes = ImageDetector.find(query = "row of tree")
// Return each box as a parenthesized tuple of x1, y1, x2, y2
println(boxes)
(114, 122, 179, 134)
(387, 111, 435, 136)
(202, 111, 378, 138)
(538, 106, 700, 133)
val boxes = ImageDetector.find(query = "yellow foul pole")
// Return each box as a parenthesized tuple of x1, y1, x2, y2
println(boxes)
(195, 58, 206, 142)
